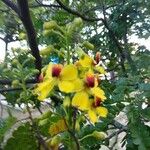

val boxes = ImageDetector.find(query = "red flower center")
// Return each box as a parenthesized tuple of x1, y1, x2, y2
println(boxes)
(92, 97, 102, 107)
(85, 75, 95, 88)
(52, 64, 62, 77)
(38, 73, 44, 82)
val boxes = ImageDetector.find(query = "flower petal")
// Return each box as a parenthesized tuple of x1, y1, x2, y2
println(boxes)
(72, 91, 90, 110)
(91, 87, 106, 100)
(96, 107, 108, 118)
(88, 110, 98, 123)
(95, 66, 106, 74)
(45, 63, 52, 79)
(34, 79, 56, 100)
(73, 79, 84, 92)
(58, 81, 74, 93)
(60, 64, 78, 81)
(79, 54, 93, 67)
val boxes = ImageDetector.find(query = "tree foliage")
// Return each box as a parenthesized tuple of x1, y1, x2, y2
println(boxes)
(0, 0, 150, 150)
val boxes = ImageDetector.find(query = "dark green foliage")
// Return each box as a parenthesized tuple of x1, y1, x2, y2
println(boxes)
(4, 123, 38, 150)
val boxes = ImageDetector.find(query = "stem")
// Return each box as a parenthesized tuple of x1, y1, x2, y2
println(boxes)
(79, 134, 93, 142)
(65, 36, 70, 64)
(26, 105, 49, 150)
(64, 118, 80, 150)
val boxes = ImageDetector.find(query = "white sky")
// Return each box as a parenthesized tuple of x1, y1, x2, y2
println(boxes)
(0, 35, 150, 62)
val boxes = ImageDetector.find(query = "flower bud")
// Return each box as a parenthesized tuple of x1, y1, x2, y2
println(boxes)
(43, 30, 51, 36)
(63, 96, 70, 107)
(43, 21, 58, 30)
(12, 80, 20, 88)
(12, 59, 19, 65)
(40, 45, 54, 56)
(92, 131, 107, 140)
(73, 18, 83, 28)
(75, 120, 80, 131)
(19, 32, 26, 40)
(83, 41, 94, 50)
(95, 52, 101, 64)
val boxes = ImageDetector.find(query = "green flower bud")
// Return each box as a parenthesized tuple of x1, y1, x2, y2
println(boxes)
(19, 32, 26, 40)
(40, 45, 54, 56)
(73, 18, 83, 27)
(43, 30, 52, 36)
(12, 80, 20, 88)
(92, 131, 107, 140)
(83, 41, 94, 50)
(63, 96, 70, 107)
(12, 59, 19, 65)
(43, 21, 58, 30)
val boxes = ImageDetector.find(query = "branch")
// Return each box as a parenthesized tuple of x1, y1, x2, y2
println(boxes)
(0, 79, 37, 85)
(26, 106, 49, 150)
(63, 117, 80, 150)
(0, 87, 25, 93)
(17, 0, 42, 73)
(55, 0, 102, 22)
(1, 0, 20, 14)
(0, 36, 6, 42)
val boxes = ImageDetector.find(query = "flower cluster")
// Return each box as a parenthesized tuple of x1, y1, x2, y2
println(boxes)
(34, 52, 108, 123)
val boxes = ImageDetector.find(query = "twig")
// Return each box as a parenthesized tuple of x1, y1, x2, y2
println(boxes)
(55, 0, 103, 22)
(105, 128, 125, 141)
(0, 87, 23, 92)
(26, 105, 49, 150)
(0, 79, 37, 85)
(64, 117, 80, 150)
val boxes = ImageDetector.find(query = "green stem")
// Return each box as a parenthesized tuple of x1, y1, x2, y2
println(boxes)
(79, 134, 93, 142)
(65, 36, 70, 64)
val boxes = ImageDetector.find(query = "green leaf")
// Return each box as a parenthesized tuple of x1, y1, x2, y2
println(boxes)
(0, 117, 16, 142)
(141, 107, 150, 120)
(4, 123, 38, 150)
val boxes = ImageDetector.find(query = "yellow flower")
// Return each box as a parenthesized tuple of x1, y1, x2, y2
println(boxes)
(34, 63, 79, 100)
(87, 97, 108, 123)
(78, 54, 94, 68)
(72, 92, 108, 123)
(72, 71, 107, 123)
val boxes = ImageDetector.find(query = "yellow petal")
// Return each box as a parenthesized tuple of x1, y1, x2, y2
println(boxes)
(58, 80, 74, 93)
(72, 91, 90, 110)
(79, 54, 93, 67)
(91, 87, 106, 100)
(45, 63, 52, 79)
(34, 79, 56, 100)
(96, 107, 108, 118)
(88, 110, 98, 123)
(60, 64, 78, 81)
(73, 79, 84, 92)
(95, 66, 106, 74)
